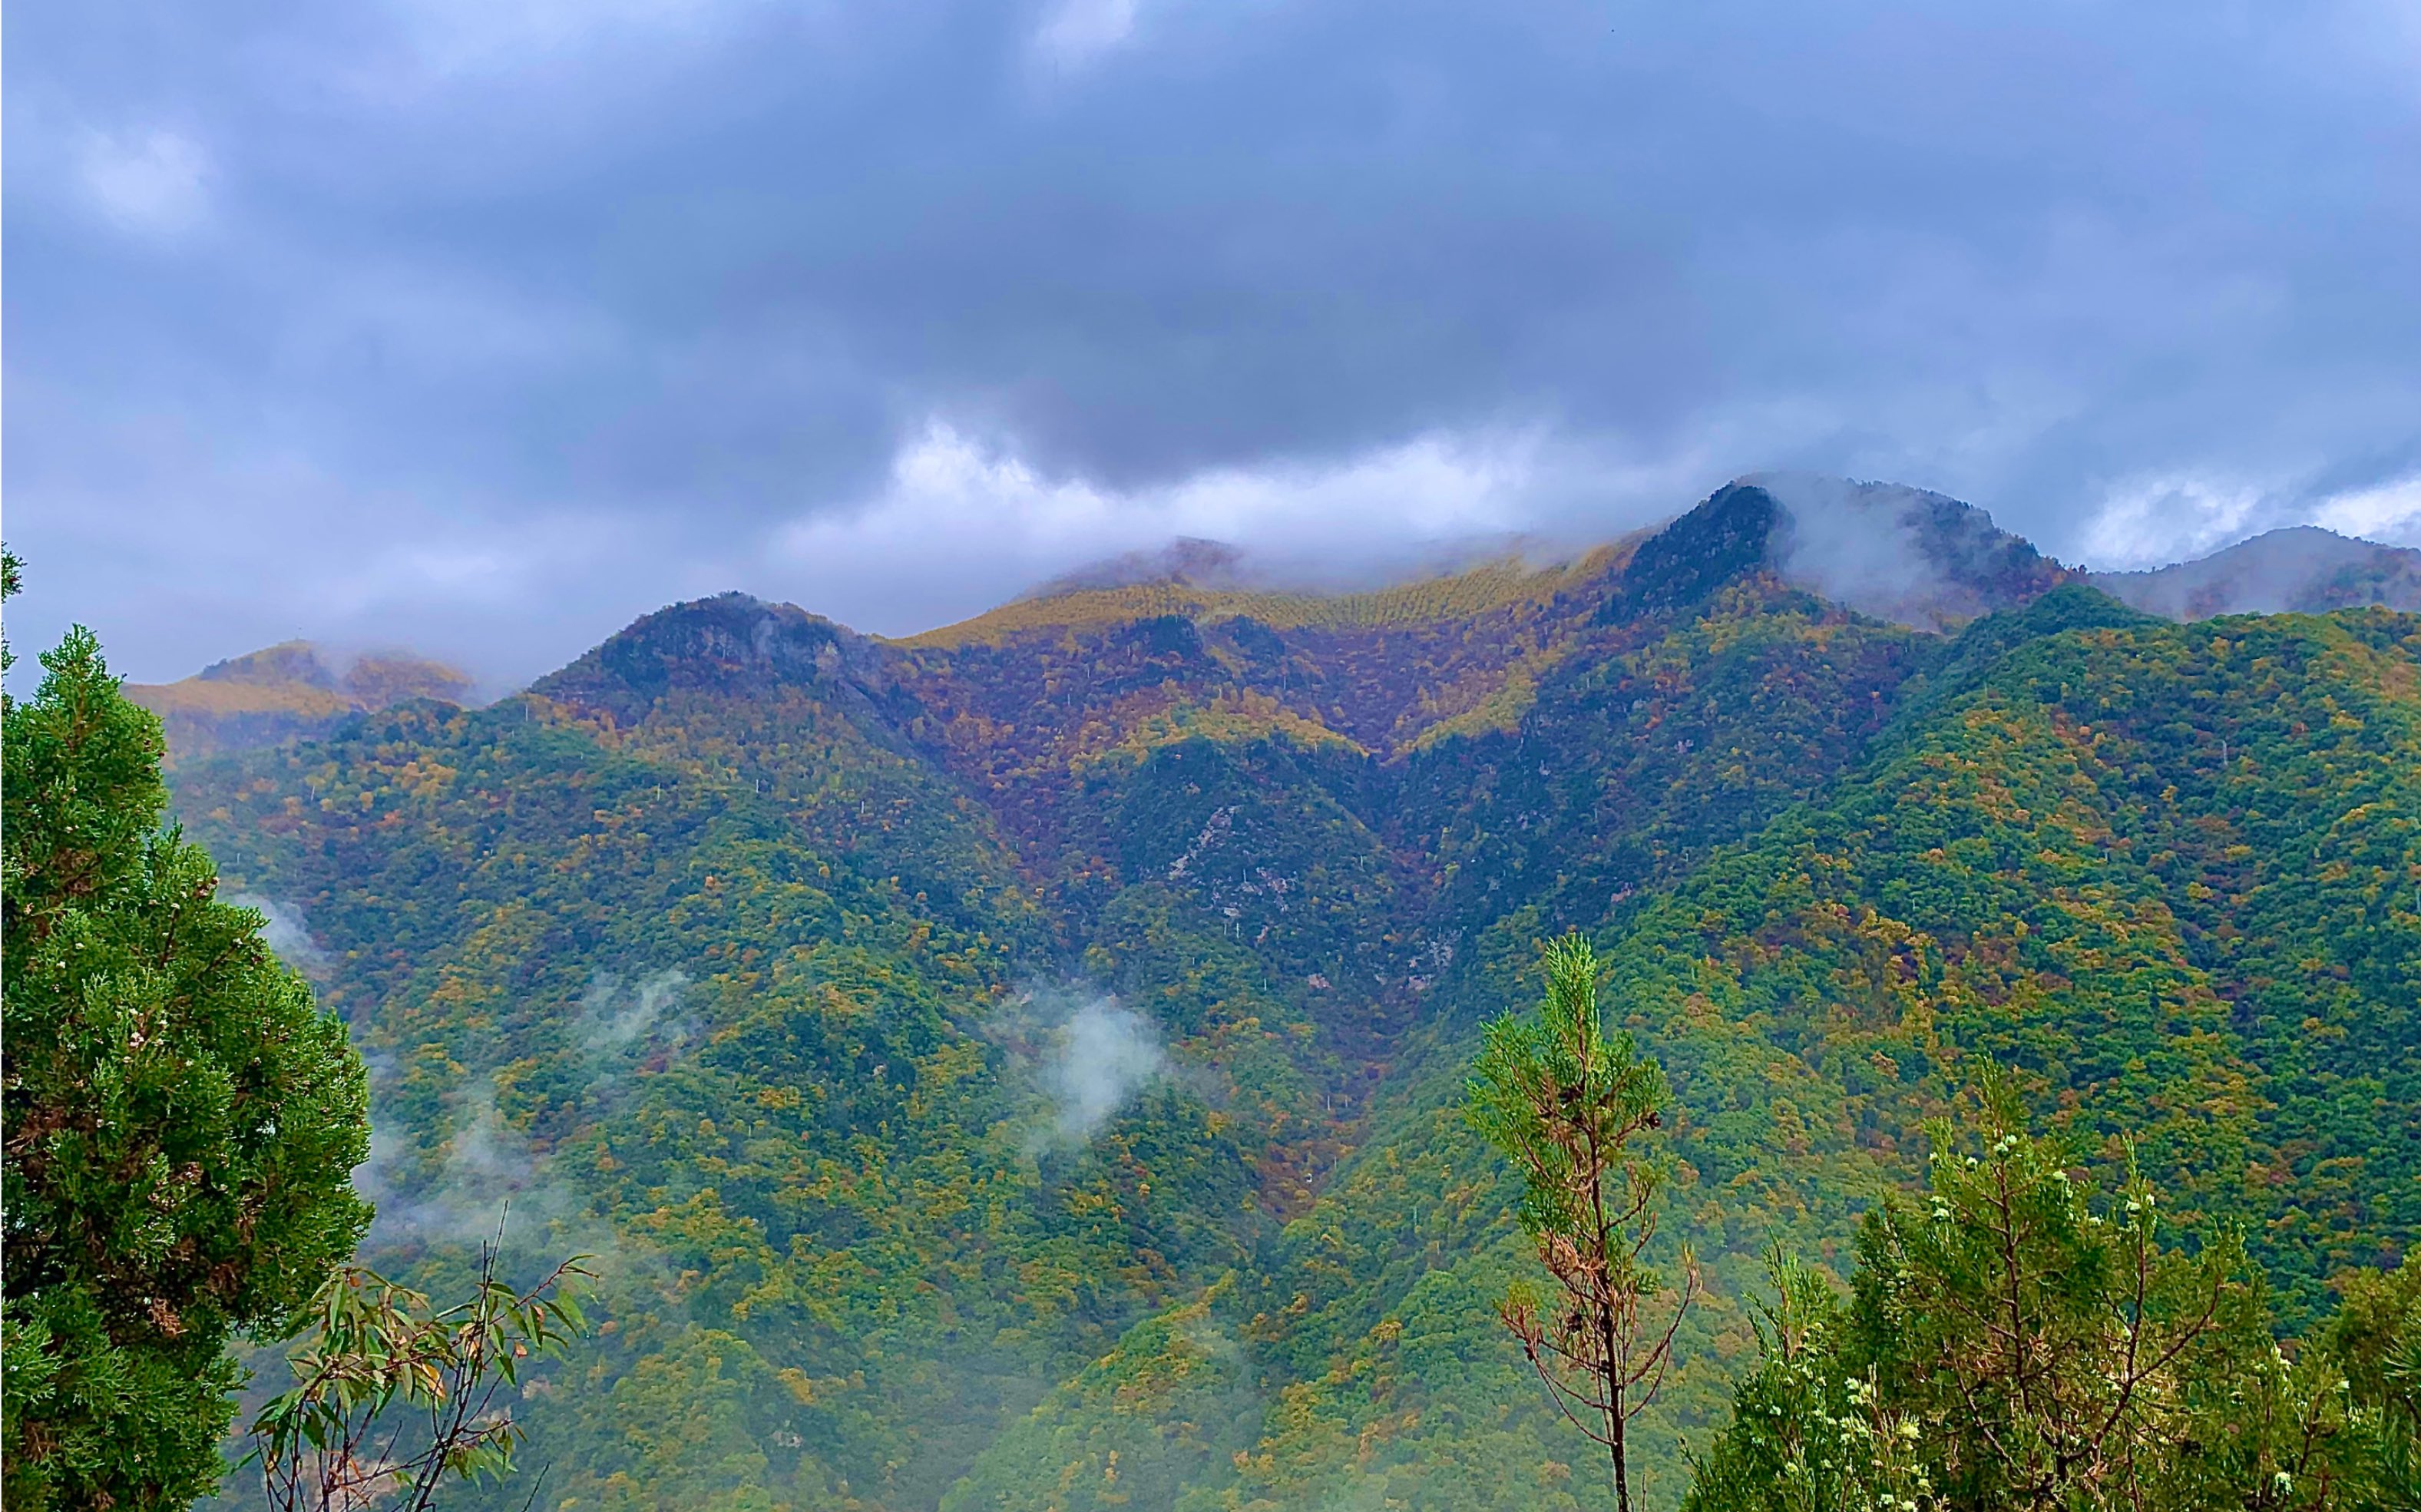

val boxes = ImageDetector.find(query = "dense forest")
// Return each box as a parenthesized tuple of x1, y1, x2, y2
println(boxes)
(6, 480, 2417, 1510)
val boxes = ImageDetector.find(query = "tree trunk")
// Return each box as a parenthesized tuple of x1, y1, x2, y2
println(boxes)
(1611, 1399, 1630, 1512)
(1600, 1242, 1629, 1512)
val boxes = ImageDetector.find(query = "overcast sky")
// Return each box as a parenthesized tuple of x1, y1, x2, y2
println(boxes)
(7, 0, 2419, 687)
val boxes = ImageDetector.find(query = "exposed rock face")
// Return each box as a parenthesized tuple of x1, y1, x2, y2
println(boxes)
(531, 592, 907, 734)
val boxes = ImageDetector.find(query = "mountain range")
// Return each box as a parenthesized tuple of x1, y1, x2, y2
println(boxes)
(127, 640, 474, 763)
(164, 478, 2421, 1512)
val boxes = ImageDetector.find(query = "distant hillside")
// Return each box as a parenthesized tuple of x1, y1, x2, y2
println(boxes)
(924, 475, 2065, 651)
(901, 543, 1626, 658)
(2092, 524, 2421, 619)
(168, 478, 2419, 1512)
(1020, 535, 1259, 597)
(127, 640, 473, 761)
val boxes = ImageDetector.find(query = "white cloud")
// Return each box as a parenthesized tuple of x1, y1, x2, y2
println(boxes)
(2313, 474, 2421, 544)
(771, 419, 1553, 633)
(984, 987, 1175, 1150)
(228, 894, 332, 978)
(1033, 0, 1141, 69)
(2078, 465, 2421, 569)
(1041, 997, 1167, 1146)
(78, 130, 210, 237)
(355, 1076, 557, 1245)
(580, 969, 685, 1047)
(2080, 471, 2271, 570)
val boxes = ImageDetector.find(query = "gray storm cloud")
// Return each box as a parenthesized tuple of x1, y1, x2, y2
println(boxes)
(5, 0, 2419, 685)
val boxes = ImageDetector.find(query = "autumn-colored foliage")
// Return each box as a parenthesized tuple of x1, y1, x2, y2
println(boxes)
(142, 491, 2416, 1510)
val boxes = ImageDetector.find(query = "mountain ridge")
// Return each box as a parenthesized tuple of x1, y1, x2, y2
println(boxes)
(159, 478, 2421, 1512)
(126, 640, 475, 763)
(138, 481, 2419, 773)
(2089, 522, 2421, 619)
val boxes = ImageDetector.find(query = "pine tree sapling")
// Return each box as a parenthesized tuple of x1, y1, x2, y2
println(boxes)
(1467, 931, 1697, 1512)
(3, 617, 372, 1510)
(1682, 1249, 1931, 1512)
(1855, 1072, 2237, 1508)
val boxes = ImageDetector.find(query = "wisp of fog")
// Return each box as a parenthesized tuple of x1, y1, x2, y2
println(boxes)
(1045, 998, 1169, 1146)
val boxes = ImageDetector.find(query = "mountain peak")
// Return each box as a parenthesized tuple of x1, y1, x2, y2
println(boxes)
(532, 592, 886, 726)
(127, 640, 475, 762)
(1621, 474, 2066, 629)
(195, 639, 344, 691)
(1025, 538, 1254, 599)
(2090, 524, 2421, 620)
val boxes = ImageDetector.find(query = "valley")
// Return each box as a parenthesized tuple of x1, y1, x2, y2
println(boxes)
(160, 480, 2421, 1512)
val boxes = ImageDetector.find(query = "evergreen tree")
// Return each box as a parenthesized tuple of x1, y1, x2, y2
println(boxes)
(2, 569, 372, 1510)
(1847, 1074, 2243, 1507)
(1467, 932, 1697, 1512)
(1683, 1074, 2421, 1511)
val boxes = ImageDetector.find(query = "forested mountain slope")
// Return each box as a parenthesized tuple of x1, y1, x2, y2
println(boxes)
(127, 641, 474, 763)
(167, 481, 2421, 1512)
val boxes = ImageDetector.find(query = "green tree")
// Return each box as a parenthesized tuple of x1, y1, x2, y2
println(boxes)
(1851, 1074, 2240, 1507)
(1467, 932, 1696, 1512)
(2, 591, 372, 1510)
(1677, 1247, 1931, 1512)
(1685, 1075, 2420, 1511)
(2310, 1256, 2421, 1510)
(248, 1235, 592, 1512)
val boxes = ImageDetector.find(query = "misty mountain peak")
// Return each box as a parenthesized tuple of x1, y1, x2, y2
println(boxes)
(196, 640, 345, 691)
(128, 640, 473, 763)
(1025, 538, 1255, 600)
(2091, 524, 2421, 620)
(1622, 474, 2065, 630)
